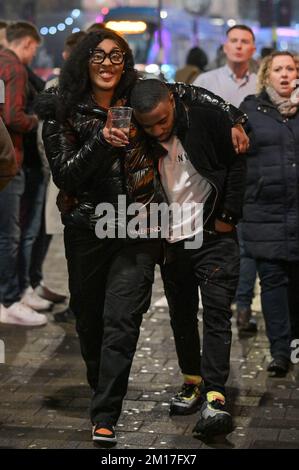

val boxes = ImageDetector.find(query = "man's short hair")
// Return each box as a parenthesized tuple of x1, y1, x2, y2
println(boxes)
(64, 31, 86, 54)
(6, 21, 41, 44)
(226, 24, 255, 43)
(130, 79, 170, 114)
(0, 20, 7, 30)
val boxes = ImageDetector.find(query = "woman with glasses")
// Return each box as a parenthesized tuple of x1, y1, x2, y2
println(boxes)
(37, 30, 165, 445)
(36, 29, 247, 445)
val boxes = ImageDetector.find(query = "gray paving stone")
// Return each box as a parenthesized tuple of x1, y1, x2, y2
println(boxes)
(152, 434, 203, 449)
(279, 429, 299, 442)
(250, 440, 299, 449)
(252, 407, 286, 418)
(123, 400, 157, 412)
(241, 427, 280, 441)
(0, 439, 33, 449)
(5, 417, 52, 428)
(139, 421, 189, 435)
(77, 441, 99, 449)
(28, 440, 80, 449)
(117, 432, 156, 446)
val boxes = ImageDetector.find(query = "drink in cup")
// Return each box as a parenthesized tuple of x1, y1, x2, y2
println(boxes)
(107, 106, 133, 137)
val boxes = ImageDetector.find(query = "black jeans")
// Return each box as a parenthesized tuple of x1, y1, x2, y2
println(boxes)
(161, 231, 240, 395)
(64, 226, 161, 425)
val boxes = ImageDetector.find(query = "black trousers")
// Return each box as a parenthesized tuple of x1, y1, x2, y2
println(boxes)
(64, 226, 161, 425)
(161, 231, 240, 395)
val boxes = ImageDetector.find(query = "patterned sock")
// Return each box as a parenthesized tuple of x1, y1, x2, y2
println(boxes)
(206, 391, 225, 404)
(183, 374, 202, 385)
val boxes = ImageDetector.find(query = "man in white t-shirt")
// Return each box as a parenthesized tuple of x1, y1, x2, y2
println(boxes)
(130, 79, 246, 438)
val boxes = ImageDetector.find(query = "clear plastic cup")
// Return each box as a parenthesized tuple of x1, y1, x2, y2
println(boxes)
(107, 106, 133, 137)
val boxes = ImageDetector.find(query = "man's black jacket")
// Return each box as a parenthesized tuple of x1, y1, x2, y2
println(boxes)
(147, 96, 247, 228)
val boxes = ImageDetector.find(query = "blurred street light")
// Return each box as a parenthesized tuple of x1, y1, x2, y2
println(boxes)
(157, 0, 164, 66)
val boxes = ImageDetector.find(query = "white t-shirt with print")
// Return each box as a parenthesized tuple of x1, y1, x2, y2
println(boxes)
(159, 135, 212, 243)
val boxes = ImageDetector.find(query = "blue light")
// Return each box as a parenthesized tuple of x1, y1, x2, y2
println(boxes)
(57, 23, 66, 31)
(65, 17, 73, 26)
(71, 9, 81, 18)
(40, 27, 48, 35)
(72, 28, 81, 33)
(49, 26, 57, 35)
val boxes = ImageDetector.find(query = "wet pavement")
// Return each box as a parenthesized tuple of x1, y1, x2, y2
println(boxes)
(0, 235, 299, 450)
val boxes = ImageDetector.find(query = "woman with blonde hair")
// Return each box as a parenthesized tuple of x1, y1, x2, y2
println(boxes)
(240, 51, 299, 376)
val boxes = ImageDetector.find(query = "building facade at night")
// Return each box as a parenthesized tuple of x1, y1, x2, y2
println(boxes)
(1, 1, 299, 73)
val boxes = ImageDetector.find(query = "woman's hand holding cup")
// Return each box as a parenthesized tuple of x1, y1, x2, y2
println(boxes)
(102, 106, 132, 147)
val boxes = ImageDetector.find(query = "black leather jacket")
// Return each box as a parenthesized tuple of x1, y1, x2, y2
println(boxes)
(41, 83, 246, 230)
(149, 95, 246, 229)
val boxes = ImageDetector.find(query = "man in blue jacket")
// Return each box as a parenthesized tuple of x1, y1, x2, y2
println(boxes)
(130, 79, 246, 438)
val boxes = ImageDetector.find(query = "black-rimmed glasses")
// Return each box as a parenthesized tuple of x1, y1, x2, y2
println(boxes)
(89, 49, 125, 65)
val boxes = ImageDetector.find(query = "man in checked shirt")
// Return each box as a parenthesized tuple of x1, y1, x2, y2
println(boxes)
(0, 21, 47, 327)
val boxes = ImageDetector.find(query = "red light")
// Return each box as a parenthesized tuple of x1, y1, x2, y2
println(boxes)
(101, 7, 109, 16)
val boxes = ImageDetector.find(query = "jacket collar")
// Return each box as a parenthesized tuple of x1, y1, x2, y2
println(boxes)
(254, 89, 286, 122)
(256, 89, 277, 109)
(76, 94, 107, 117)
(0, 47, 22, 64)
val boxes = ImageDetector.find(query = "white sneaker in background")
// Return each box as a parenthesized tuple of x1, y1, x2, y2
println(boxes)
(0, 302, 47, 326)
(21, 286, 53, 312)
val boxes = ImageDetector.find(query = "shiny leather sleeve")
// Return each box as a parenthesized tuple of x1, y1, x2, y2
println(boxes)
(215, 111, 246, 222)
(42, 117, 116, 194)
(168, 82, 247, 125)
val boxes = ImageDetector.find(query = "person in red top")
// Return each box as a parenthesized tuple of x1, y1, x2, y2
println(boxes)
(0, 21, 39, 167)
(0, 21, 47, 326)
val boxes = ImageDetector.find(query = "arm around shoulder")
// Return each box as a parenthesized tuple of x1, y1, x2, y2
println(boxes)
(169, 81, 247, 126)
(215, 111, 247, 224)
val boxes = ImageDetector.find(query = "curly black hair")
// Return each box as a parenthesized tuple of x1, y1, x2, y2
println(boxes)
(58, 30, 138, 119)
